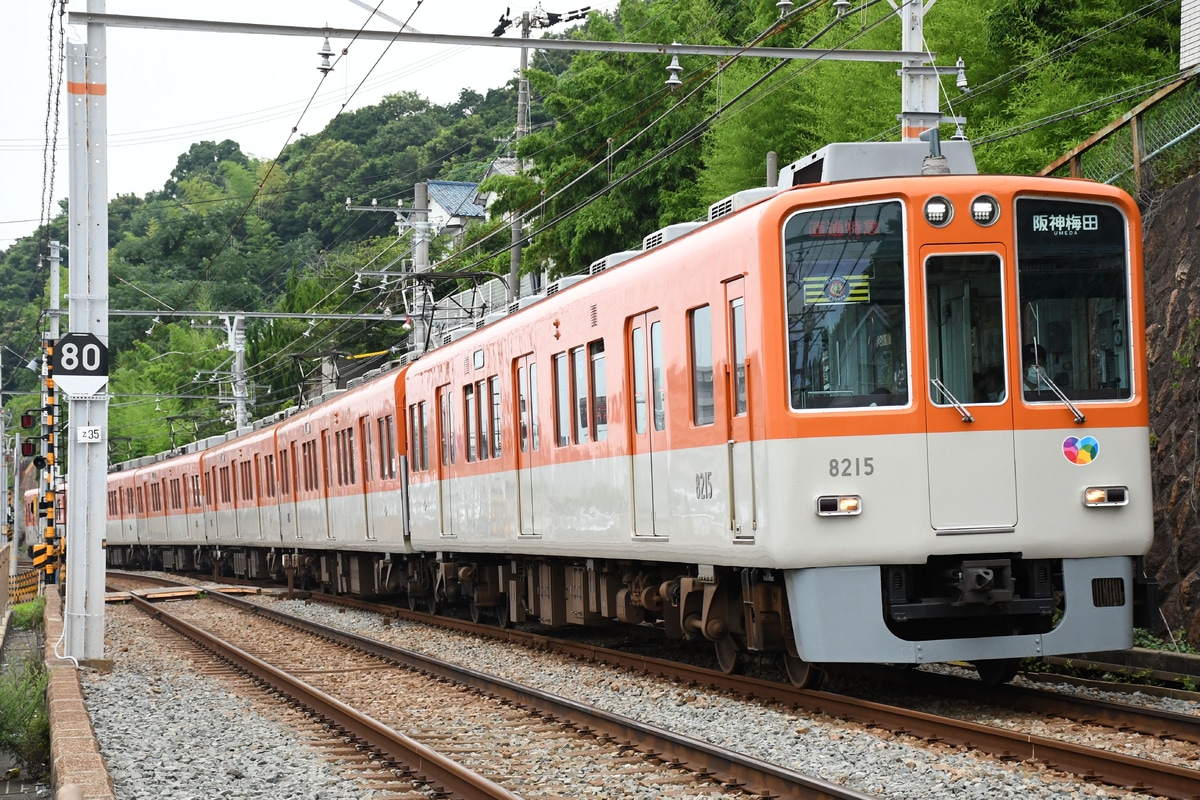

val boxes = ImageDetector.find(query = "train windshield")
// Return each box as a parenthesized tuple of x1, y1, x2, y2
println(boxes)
(1015, 199, 1132, 401)
(783, 200, 907, 410)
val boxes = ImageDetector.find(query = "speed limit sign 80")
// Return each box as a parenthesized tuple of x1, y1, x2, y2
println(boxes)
(52, 332, 109, 396)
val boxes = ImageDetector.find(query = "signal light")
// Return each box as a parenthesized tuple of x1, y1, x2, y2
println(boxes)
(20, 413, 35, 428)
(21, 441, 34, 457)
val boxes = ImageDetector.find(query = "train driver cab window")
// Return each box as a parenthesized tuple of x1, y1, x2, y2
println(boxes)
(1016, 198, 1132, 401)
(925, 254, 1005, 407)
(784, 200, 908, 409)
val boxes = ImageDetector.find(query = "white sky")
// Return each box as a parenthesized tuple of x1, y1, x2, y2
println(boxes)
(1, 0, 606, 248)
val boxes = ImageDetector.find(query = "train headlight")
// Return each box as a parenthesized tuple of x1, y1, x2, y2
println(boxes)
(1083, 486, 1128, 507)
(817, 495, 861, 516)
(924, 196, 953, 227)
(970, 195, 1000, 226)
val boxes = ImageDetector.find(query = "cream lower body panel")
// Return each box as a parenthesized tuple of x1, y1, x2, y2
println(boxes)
(784, 556, 1133, 663)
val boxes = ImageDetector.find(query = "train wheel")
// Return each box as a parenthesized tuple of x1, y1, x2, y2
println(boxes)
(469, 599, 482, 624)
(407, 592, 419, 612)
(714, 636, 745, 675)
(495, 595, 512, 629)
(424, 592, 440, 616)
(782, 653, 824, 689)
(974, 658, 1020, 685)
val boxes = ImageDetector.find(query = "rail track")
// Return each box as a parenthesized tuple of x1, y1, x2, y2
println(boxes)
(112, 579, 873, 800)
(110, 572, 1200, 799)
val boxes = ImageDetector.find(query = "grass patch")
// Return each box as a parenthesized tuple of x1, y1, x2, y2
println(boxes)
(0, 653, 50, 776)
(1, 596, 50, 776)
(8, 597, 45, 631)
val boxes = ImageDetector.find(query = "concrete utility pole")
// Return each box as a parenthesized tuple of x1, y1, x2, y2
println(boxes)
(64, 0, 110, 664)
(227, 315, 249, 429)
(1, 355, 8, 580)
(508, 11, 531, 304)
(412, 181, 431, 351)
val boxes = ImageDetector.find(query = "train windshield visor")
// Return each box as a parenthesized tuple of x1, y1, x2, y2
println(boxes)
(1016, 199, 1132, 402)
(783, 200, 908, 410)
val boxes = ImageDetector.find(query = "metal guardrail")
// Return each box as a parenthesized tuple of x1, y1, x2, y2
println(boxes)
(1040, 67, 1200, 198)
(7, 566, 43, 608)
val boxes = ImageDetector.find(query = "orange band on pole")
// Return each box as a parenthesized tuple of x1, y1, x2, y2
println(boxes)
(67, 81, 107, 96)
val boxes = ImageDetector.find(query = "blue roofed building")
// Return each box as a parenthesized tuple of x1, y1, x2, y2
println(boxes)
(426, 180, 486, 245)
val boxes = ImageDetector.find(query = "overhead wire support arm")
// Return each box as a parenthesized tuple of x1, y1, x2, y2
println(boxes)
(66, 13, 929, 64)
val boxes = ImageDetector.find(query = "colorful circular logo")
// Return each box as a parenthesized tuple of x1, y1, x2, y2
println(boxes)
(1063, 436, 1099, 465)
(824, 277, 850, 302)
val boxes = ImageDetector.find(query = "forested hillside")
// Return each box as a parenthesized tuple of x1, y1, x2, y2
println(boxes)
(0, 0, 1187, 455)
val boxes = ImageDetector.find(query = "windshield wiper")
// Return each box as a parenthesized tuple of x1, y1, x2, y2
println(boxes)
(930, 377, 974, 423)
(1029, 365, 1086, 424)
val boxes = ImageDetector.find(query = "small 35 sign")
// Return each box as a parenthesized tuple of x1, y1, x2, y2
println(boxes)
(52, 332, 109, 396)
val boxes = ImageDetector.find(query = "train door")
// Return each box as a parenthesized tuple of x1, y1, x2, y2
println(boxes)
(360, 415, 378, 541)
(320, 430, 335, 540)
(515, 358, 540, 536)
(629, 311, 668, 537)
(437, 385, 456, 537)
(923, 247, 1017, 531)
(724, 280, 756, 539)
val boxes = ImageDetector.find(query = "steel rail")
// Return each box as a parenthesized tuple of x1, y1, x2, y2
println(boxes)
(126, 593, 521, 800)
(296, 591, 1200, 800)
(198, 588, 874, 800)
(120, 577, 1200, 799)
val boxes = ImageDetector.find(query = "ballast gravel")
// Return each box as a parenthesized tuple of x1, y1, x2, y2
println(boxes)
(80, 583, 1186, 800)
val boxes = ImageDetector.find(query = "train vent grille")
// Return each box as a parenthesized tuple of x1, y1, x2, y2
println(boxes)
(589, 250, 640, 275)
(642, 222, 704, 251)
(1091, 577, 1126, 607)
(590, 304, 598, 327)
(707, 187, 780, 221)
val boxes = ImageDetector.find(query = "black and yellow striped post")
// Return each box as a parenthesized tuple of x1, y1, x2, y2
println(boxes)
(41, 336, 58, 585)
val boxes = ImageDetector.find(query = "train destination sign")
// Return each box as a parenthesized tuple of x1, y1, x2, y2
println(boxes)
(52, 331, 109, 396)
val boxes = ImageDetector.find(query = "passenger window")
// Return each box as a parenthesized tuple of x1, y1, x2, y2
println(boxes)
(689, 306, 714, 426)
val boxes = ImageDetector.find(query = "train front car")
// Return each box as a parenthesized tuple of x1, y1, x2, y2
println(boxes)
(764, 159, 1152, 682)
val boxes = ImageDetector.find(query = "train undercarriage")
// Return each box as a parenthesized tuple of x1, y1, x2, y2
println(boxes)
(105, 544, 1148, 688)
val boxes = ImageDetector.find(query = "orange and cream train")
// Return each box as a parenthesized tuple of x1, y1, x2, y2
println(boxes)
(100, 140, 1155, 685)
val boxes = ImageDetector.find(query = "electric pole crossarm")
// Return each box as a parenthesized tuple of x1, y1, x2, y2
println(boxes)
(67, 13, 929, 64)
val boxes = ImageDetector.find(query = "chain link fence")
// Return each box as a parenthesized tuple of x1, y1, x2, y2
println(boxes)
(1041, 71, 1200, 206)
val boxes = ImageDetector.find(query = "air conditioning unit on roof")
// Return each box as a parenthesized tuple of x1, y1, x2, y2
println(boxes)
(708, 186, 781, 221)
(546, 275, 587, 295)
(589, 250, 641, 275)
(642, 222, 705, 251)
(508, 294, 545, 314)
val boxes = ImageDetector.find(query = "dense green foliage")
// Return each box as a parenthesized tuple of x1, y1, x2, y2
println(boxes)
(0, 0, 1188, 460)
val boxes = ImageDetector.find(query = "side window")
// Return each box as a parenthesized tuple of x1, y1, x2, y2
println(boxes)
(554, 352, 570, 447)
(651, 321, 665, 431)
(465, 384, 478, 462)
(408, 405, 420, 472)
(530, 363, 540, 451)
(631, 326, 647, 435)
(361, 417, 374, 483)
(489, 376, 502, 457)
(384, 415, 397, 478)
(572, 346, 589, 443)
(690, 306, 714, 426)
(731, 297, 747, 416)
(440, 389, 455, 466)
(476, 379, 490, 461)
(418, 403, 429, 471)
(518, 365, 529, 453)
(590, 341, 607, 441)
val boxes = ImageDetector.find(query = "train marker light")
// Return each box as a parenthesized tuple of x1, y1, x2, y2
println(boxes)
(971, 195, 1000, 226)
(924, 196, 952, 226)
(817, 495, 861, 516)
(1084, 486, 1128, 507)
